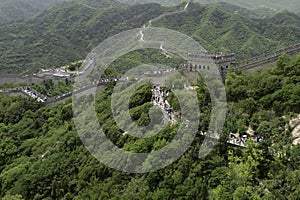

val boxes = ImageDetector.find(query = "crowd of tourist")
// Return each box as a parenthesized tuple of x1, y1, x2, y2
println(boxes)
(152, 85, 174, 121)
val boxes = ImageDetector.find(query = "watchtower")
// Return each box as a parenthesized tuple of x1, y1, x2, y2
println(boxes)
(186, 52, 238, 80)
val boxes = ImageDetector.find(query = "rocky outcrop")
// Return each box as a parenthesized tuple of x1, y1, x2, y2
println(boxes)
(290, 114, 300, 145)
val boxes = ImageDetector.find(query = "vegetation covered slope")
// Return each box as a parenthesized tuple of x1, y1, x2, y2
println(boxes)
(0, 2, 299, 74)
(0, 2, 165, 74)
(0, 0, 299, 26)
(122, 0, 300, 14)
(194, 0, 300, 14)
(153, 2, 300, 59)
(0, 0, 122, 25)
(215, 2, 280, 18)
(0, 54, 300, 199)
(0, 0, 69, 25)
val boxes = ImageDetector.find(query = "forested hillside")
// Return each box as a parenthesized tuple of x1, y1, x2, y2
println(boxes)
(153, 2, 300, 59)
(195, 0, 300, 13)
(0, 0, 122, 25)
(216, 2, 279, 18)
(0, 1, 299, 74)
(0, 2, 165, 74)
(0, 0, 68, 25)
(0, 0, 299, 26)
(122, 0, 300, 13)
(0, 54, 300, 199)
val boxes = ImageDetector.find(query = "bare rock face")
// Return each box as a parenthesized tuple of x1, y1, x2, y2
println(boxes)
(290, 114, 300, 145)
(292, 125, 300, 139)
(247, 126, 255, 137)
(293, 138, 300, 146)
(290, 114, 300, 129)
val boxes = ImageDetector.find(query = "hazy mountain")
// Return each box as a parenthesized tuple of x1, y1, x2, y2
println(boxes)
(0, 0, 299, 26)
(122, 0, 300, 14)
(153, 2, 300, 59)
(195, 0, 300, 14)
(0, 1, 299, 74)
(215, 2, 278, 18)
(0, 2, 164, 73)
(0, 0, 68, 25)
(0, 0, 121, 25)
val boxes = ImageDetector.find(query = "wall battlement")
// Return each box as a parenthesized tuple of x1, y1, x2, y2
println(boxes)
(0, 74, 74, 85)
(1, 43, 300, 87)
(186, 43, 300, 80)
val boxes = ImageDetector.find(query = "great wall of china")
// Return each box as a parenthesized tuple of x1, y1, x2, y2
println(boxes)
(240, 43, 300, 72)
(1, 43, 299, 148)
(1, 42, 300, 103)
(187, 43, 300, 78)
(1, 0, 300, 148)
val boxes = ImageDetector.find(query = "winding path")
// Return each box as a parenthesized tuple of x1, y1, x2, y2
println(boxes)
(139, 1, 191, 57)
(0, 70, 256, 148)
(150, 83, 250, 147)
(0, 67, 178, 103)
(1, 0, 295, 148)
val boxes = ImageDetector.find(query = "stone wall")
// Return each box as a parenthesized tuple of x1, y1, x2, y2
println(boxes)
(218, 43, 300, 78)
(240, 43, 300, 72)
(1, 43, 299, 86)
(0, 74, 73, 85)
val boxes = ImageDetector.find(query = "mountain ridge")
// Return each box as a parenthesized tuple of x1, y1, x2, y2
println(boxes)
(0, 2, 165, 74)
(0, 1, 299, 74)
(1, 0, 300, 26)
(153, 2, 300, 59)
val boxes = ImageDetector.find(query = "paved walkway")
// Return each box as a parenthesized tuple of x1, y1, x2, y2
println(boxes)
(150, 84, 263, 148)
(0, 68, 178, 104)
(151, 85, 176, 124)
(139, 1, 191, 57)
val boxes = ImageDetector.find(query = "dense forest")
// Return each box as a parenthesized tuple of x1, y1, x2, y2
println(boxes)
(0, 1, 300, 74)
(153, 2, 300, 59)
(0, 0, 121, 25)
(0, 0, 68, 25)
(0, 2, 166, 74)
(1, 0, 300, 199)
(111, 0, 300, 13)
(2, 0, 300, 24)
(0, 54, 300, 199)
(194, 0, 300, 13)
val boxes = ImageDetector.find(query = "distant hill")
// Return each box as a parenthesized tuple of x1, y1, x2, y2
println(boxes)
(153, 2, 300, 59)
(0, 0, 69, 25)
(0, 0, 299, 26)
(195, 0, 300, 14)
(121, 0, 300, 14)
(0, 1, 299, 74)
(0, 2, 165, 73)
(215, 2, 277, 19)
(0, 0, 122, 25)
